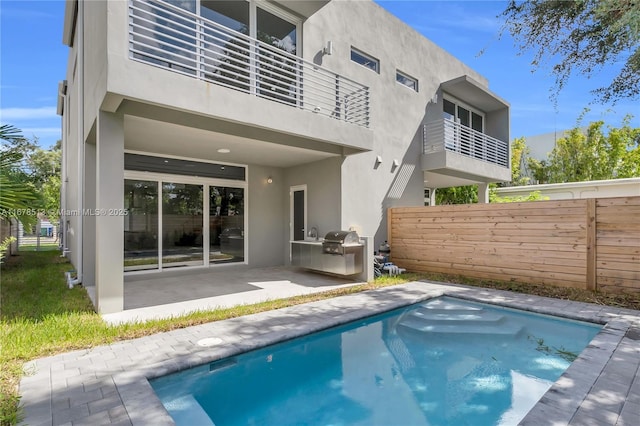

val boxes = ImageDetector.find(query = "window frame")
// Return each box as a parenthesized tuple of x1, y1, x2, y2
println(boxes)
(442, 94, 485, 133)
(396, 70, 418, 92)
(350, 47, 380, 73)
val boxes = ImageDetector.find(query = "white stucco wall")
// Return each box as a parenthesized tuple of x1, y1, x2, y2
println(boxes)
(496, 178, 640, 201)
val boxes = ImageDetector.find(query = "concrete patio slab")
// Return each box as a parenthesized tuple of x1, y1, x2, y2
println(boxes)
(95, 266, 362, 324)
(19, 281, 640, 426)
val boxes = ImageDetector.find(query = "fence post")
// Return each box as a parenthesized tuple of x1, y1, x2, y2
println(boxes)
(586, 198, 597, 291)
(387, 208, 393, 259)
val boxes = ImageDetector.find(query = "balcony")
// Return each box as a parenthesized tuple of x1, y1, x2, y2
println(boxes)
(128, 0, 370, 128)
(422, 119, 511, 185)
(424, 119, 509, 167)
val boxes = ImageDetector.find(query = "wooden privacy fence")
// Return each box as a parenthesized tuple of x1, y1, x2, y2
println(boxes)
(388, 196, 640, 293)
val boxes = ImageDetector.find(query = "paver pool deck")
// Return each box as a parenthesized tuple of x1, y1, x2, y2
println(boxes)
(20, 281, 640, 426)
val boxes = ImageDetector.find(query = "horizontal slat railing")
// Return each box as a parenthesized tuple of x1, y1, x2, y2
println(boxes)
(423, 119, 509, 168)
(129, 0, 370, 127)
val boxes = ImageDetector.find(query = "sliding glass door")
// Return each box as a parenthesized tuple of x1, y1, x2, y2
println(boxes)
(124, 172, 246, 271)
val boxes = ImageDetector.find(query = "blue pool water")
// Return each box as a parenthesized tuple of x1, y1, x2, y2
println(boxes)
(151, 297, 601, 425)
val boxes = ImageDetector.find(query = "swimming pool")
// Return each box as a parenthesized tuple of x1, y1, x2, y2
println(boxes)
(151, 296, 601, 425)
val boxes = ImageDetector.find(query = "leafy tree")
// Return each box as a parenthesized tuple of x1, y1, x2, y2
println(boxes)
(0, 125, 39, 229)
(435, 185, 478, 205)
(27, 141, 62, 221)
(535, 117, 639, 183)
(501, 0, 640, 103)
(490, 189, 547, 203)
(510, 137, 531, 186)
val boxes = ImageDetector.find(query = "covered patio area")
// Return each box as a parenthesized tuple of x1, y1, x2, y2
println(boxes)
(89, 266, 364, 324)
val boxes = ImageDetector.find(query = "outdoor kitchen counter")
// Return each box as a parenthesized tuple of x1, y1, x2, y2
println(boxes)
(291, 240, 364, 275)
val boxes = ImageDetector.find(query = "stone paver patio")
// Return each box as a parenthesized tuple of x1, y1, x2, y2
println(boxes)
(19, 281, 640, 425)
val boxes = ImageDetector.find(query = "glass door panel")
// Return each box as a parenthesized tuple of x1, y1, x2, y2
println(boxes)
(201, 0, 251, 92)
(210, 186, 244, 263)
(443, 99, 455, 120)
(457, 105, 470, 127)
(256, 7, 298, 104)
(162, 183, 204, 267)
(472, 111, 484, 159)
(124, 180, 159, 271)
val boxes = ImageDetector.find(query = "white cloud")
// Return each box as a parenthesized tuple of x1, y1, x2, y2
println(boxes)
(1, 107, 57, 121)
(21, 127, 61, 137)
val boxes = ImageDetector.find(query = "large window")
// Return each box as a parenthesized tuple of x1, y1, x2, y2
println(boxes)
(199, 0, 299, 100)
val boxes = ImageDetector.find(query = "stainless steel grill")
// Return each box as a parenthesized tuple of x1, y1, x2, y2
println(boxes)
(322, 230, 361, 255)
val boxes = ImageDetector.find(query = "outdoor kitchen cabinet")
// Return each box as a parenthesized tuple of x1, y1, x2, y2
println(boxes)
(291, 231, 364, 276)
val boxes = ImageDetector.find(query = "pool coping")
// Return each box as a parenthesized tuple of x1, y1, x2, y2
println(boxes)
(19, 281, 640, 426)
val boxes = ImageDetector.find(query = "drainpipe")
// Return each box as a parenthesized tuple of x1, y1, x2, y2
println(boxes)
(59, 80, 68, 256)
(75, 0, 85, 285)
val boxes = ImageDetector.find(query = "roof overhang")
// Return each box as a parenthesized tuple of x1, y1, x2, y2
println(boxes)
(441, 75, 509, 112)
(57, 80, 67, 116)
(62, 0, 78, 47)
(272, 1, 330, 18)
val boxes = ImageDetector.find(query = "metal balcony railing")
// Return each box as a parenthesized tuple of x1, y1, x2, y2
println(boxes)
(128, 0, 370, 127)
(423, 119, 509, 168)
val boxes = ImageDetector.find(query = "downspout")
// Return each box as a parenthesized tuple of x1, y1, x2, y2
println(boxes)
(76, 0, 85, 285)
(60, 84, 67, 256)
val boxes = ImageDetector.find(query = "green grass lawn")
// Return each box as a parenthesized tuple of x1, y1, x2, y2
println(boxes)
(2, 252, 639, 425)
(16, 244, 59, 252)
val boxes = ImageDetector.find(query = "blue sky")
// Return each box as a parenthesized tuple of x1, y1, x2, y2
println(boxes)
(1, 0, 638, 150)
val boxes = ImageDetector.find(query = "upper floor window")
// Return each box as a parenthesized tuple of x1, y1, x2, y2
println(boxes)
(443, 96, 484, 133)
(396, 70, 418, 92)
(351, 47, 379, 73)
(200, 0, 297, 55)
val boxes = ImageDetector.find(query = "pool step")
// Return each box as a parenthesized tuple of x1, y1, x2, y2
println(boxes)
(398, 317, 523, 337)
(416, 300, 484, 314)
(397, 300, 523, 337)
(410, 310, 505, 325)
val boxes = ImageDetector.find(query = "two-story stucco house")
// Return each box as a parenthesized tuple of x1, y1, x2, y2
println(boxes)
(58, 0, 510, 314)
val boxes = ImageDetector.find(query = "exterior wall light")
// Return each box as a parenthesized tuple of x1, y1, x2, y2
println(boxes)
(323, 41, 333, 56)
(267, 177, 273, 184)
